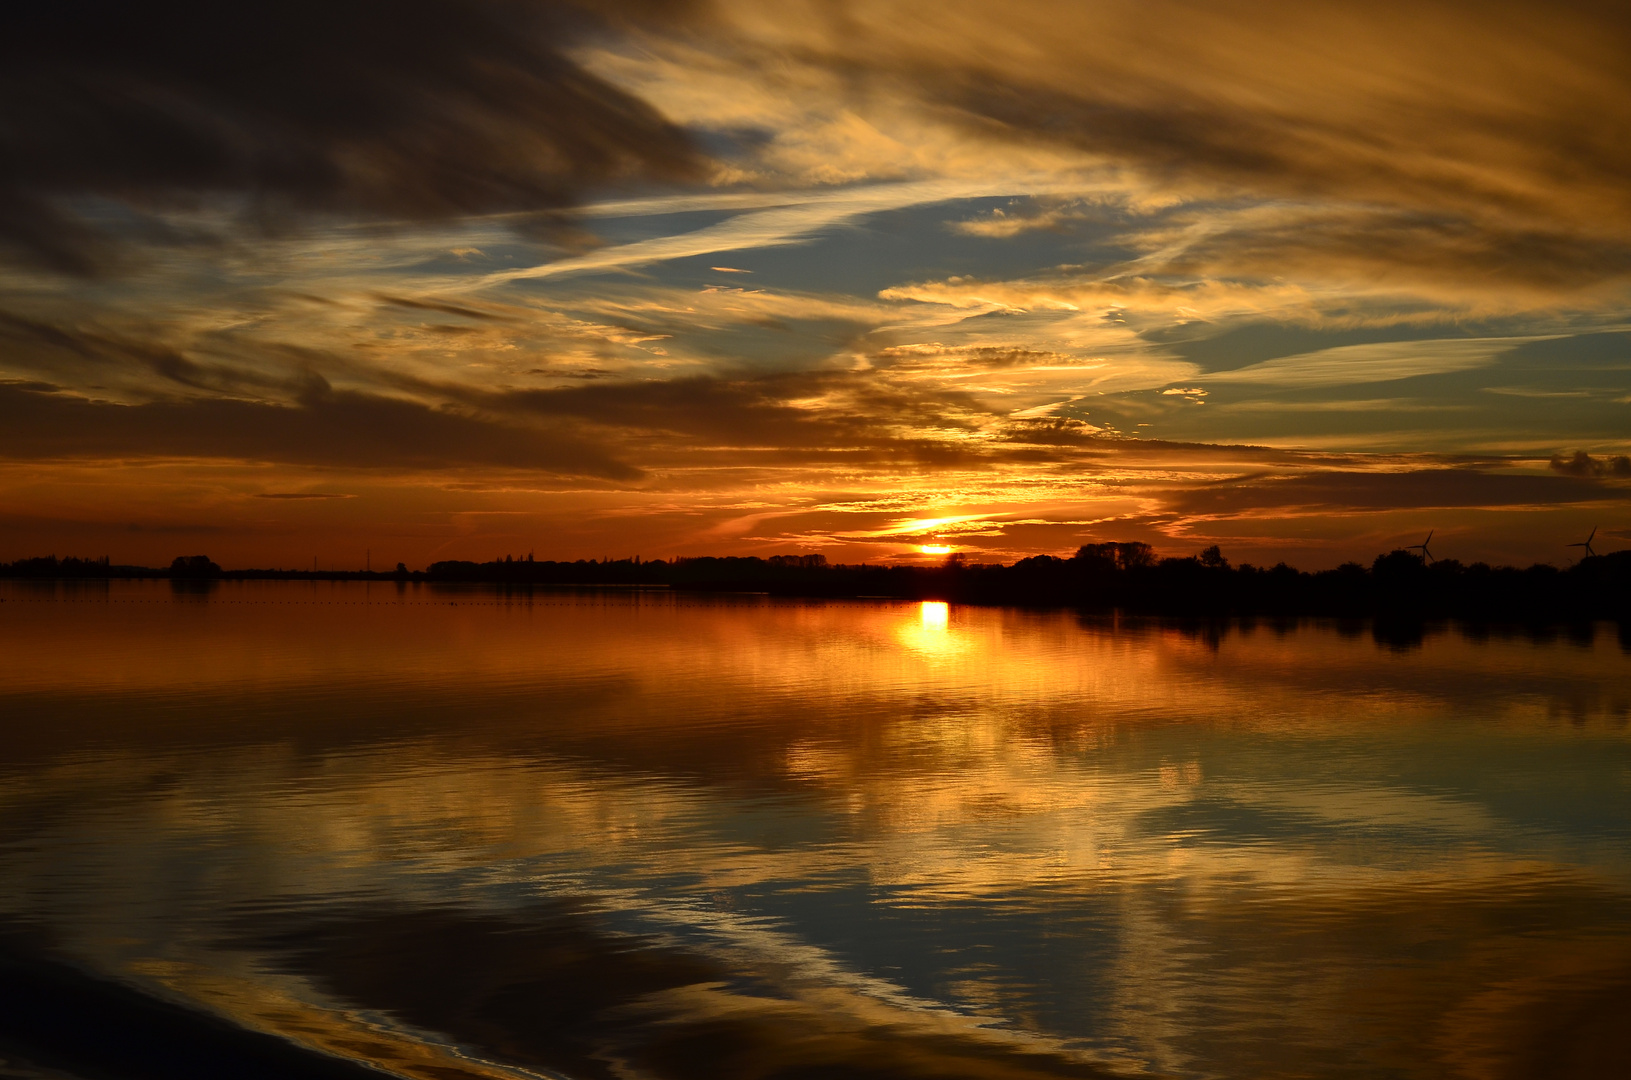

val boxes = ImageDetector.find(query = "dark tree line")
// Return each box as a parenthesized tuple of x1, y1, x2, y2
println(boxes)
(423, 543, 1631, 619)
(4, 545, 1629, 619)
(0, 555, 137, 578)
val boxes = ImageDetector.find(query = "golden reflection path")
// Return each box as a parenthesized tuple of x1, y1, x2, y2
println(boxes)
(0, 581, 1628, 1079)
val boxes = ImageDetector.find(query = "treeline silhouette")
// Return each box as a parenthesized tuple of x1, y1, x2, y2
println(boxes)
(5, 544, 1626, 619)
(0, 555, 145, 578)
(0, 555, 224, 579)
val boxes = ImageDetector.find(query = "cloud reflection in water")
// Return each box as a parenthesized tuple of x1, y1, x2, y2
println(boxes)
(0, 581, 1628, 1078)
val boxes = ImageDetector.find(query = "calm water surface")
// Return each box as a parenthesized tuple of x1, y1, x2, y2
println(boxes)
(1, 581, 1628, 1080)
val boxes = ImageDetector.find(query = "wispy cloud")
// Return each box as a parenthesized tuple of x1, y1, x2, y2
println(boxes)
(480, 178, 1074, 285)
(1202, 338, 1540, 388)
(2, 0, 1628, 565)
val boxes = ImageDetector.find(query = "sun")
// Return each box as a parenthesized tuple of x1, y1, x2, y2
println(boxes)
(919, 544, 954, 555)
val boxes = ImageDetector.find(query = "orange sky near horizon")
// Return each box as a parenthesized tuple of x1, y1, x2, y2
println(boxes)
(2, 1, 1628, 569)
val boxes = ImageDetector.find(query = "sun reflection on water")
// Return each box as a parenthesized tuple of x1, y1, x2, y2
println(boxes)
(894, 599, 966, 658)
(1, 582, 1629, 1080)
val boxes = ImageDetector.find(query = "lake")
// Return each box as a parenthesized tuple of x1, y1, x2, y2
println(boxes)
(1, 580, 1628, 1079)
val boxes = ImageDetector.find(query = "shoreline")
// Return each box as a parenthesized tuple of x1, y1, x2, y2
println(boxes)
(3, 563, 1628, 626)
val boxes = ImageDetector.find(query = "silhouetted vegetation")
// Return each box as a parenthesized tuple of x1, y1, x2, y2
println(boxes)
(417, 545, 1631, 619)
(0, 555, 145, 578)
(3, 546, 1628, 620)
(168, 555, 222, 578)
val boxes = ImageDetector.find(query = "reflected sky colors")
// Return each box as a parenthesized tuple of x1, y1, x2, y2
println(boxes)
(2, 582, 1629, 1078)
(3, 3, 1630, 568)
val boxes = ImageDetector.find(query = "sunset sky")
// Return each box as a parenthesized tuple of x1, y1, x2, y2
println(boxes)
(3, 0, 1629, 569)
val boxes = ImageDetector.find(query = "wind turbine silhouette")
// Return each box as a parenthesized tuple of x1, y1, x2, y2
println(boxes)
(1566, 527, 1598, 560)
(1405, 530, 1435, 563)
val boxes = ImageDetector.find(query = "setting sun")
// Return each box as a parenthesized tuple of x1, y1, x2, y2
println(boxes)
(2, 4, 1628, 1075)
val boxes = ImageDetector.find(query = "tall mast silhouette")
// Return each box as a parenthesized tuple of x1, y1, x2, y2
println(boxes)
(1405, 531, 1435, 563)
(1565, 527, 1598, 560)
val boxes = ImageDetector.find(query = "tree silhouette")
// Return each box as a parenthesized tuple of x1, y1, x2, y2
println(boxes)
(169, 555, 221, 578)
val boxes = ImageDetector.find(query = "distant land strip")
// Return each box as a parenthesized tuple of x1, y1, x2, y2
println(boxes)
(4, 545, 1630, 622)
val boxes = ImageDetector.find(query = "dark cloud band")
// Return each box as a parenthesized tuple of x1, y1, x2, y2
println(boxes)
(0, 0, 705, 274)
(0, 382, 643, 480)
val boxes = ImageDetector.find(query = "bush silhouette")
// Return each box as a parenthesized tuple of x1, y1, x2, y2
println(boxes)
(169, 555, 221, 578)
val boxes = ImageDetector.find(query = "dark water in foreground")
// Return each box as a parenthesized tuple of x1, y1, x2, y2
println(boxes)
(1, 581, 1628, 1080)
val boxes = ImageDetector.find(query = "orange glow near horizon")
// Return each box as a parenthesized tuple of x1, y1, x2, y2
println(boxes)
(0, 4, 1626, 570)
